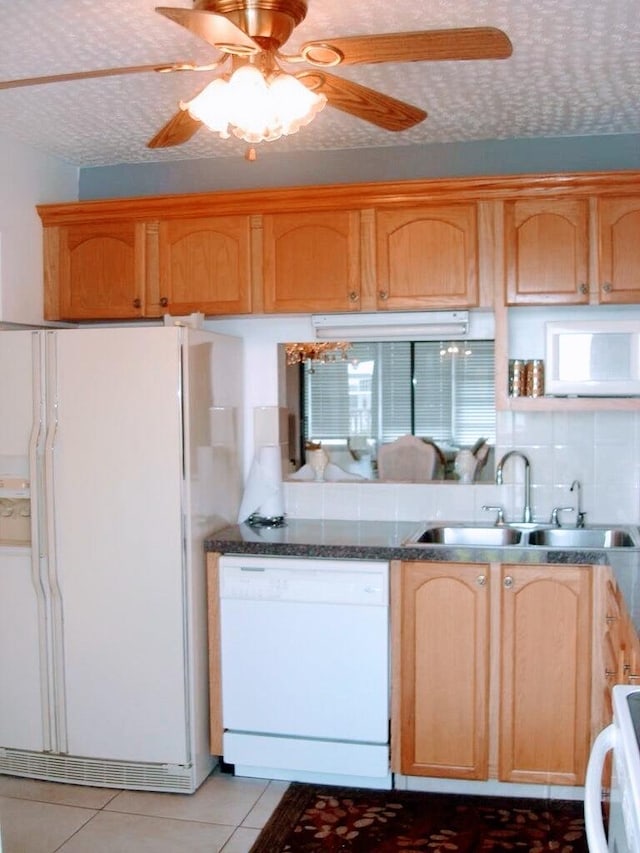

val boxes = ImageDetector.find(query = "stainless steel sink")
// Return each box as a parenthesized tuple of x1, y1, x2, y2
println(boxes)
(403, 522, 640, 550)
(404, 523, 639, 549)
(527, 527, 638, 548)
(410, 525, 524, 547)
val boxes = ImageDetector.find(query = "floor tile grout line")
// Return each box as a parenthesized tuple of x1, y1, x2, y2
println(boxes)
(0, 793, 100, 811)
(51, 808, 97, 853)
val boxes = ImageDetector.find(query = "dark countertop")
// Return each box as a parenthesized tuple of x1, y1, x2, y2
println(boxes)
(204, 518, 640, 632)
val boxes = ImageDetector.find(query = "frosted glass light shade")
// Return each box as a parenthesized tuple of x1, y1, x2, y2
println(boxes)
(181, 65, 326, 144)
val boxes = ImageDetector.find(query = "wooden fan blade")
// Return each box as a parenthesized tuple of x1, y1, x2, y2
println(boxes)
(148, 109, 202, 148)
(156, 7, 260, 55)
(0, 63, 189, 90)
(298, 71, 426, 131)
(299, 27, 512, 67)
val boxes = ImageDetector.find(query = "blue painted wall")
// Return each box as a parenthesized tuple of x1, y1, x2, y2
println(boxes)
(79, 133, 640, 200)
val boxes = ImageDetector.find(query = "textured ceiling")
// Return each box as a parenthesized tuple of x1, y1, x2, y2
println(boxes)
(0, 0, 639, 167)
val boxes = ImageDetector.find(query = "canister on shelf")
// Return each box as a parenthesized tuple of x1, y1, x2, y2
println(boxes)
(508, 359, 526, 397)
(526, 359, 545, 397)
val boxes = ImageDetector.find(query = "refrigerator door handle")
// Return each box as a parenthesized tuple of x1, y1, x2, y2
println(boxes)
(28, 332, 55, 753)
(44, 332, 68, 754)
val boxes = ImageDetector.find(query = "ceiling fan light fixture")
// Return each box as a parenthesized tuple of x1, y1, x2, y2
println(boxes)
(181, 63, 326, 144)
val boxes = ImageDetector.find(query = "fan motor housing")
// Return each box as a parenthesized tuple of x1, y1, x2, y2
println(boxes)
(196, 0, 308, 48)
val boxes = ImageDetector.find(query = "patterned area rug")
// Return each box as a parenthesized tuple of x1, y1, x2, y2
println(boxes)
(250, 783, 588, 852)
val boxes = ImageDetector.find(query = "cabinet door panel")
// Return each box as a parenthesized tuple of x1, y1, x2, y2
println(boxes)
(60, 223, 144, 320)
(377, 206, 478, 309)
(499, 564, 591, 785)
(505, 199, 589, 304)
(263, 211, 360, 313)
(158, 217, 251, 316)
(599, 198, 640, 303)
(399, 561, 489, 779)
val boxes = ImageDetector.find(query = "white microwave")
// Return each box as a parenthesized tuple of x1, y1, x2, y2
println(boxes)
(545, 320, 640, 396)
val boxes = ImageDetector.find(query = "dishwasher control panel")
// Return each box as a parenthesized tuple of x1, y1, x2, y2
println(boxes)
(219, 555, 388, 606)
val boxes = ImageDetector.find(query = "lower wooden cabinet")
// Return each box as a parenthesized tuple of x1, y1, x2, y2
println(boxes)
(393, 560, 592, 786)
(594, 568, 640, 730)
(394, 560, 490, 780)
(498, 563, 592, 786)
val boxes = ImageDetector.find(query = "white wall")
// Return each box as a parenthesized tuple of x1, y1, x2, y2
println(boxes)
(0, 136, 77, 324)
(79, 133, 640, 201)
(205, 314, 315, 475)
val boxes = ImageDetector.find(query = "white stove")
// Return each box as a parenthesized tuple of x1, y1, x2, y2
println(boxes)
(586, 685, 640, 852)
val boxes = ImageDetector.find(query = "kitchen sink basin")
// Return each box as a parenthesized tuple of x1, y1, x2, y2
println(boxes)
(527, 527, 638, 548)
(405, 522, 640, 549)
(410, 525, 524, 547)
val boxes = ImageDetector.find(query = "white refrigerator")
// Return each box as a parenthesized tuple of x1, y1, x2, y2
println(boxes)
(0, 325, 243, 792)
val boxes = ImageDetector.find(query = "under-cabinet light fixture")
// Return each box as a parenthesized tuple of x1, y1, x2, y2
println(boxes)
(312, 311, 470, 341)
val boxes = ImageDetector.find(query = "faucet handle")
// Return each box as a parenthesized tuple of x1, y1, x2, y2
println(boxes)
(550, 506, 574, 527)
(482, 505, 505, 526)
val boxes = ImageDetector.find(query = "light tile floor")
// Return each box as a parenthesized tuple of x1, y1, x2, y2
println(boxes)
(0, 769, 287, 853)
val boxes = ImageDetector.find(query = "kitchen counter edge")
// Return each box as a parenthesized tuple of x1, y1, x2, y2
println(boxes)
(204, 519, 640, 633)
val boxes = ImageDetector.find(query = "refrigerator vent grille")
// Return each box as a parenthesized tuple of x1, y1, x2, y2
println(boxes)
(0, 749, 196, 792)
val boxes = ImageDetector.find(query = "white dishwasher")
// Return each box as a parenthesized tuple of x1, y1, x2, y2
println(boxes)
(219, 554, 391, 788)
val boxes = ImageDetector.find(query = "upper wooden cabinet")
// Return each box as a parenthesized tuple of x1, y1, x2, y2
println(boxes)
(262, 211, 361, 313)
(504, 194, 640, 306)
(155, 216, 252, 317)
(46, 222, 145, 320)
(504, 198, 590, 305)
(598, 196, 640, 304)
(376, 205, 479, 309)
(37, 170, 640, 321)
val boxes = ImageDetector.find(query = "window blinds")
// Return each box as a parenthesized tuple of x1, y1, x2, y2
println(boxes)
(304, 340, 495, 448)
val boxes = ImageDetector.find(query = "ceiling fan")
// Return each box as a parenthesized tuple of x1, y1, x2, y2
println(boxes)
(0, 0, 513, 149)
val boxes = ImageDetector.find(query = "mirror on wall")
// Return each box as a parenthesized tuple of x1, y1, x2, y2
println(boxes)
(283, 339, 496, 482)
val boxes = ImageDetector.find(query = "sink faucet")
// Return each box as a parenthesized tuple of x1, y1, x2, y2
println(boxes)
(496, 450, 532, 523)
(570, 479, 586, 528)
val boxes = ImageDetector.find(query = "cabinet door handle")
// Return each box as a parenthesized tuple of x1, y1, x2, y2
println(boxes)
(378, 290, 389, 301)
(476, 574, 486, 586)
(605, 668, 618, 679)
(503, 575, 514, 589)
(579, 282, 588, 294)
(132, 298, 141, 309)
(348, 291, 359, 302)
(160, 297, 169, 307)
(605, 614, 618, 624)
(602, 282, 613, 293)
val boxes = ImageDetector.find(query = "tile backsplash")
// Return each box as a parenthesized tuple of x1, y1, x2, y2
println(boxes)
(284, 410, 640, 526)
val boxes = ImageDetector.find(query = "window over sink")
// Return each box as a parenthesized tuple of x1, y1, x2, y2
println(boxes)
(288, 340, 495, 480)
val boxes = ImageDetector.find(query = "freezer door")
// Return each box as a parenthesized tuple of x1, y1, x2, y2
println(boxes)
(48, 328, 190, 765)
(0, 332, 50, 753)
(0, 550, 47, 751)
